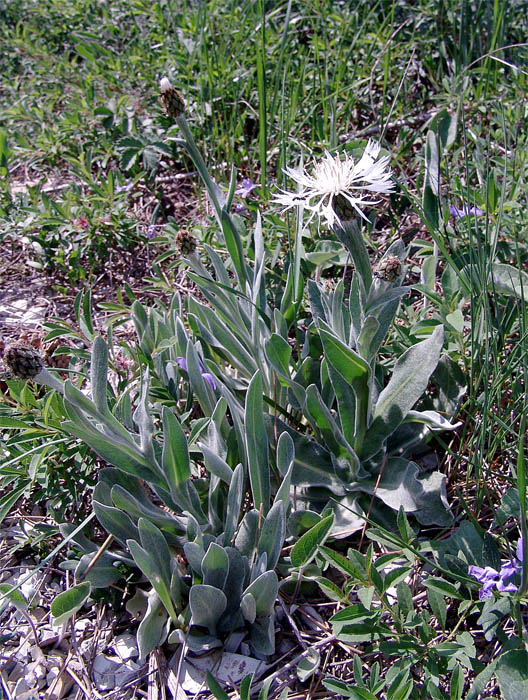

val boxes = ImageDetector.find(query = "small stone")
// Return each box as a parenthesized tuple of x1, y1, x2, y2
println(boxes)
(114, 659, 140, 686)
(113, 632, 139, 661)
(92, 654, 119, 690)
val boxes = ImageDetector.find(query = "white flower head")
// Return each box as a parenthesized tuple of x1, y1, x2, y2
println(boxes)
(159, 77, 173, 94)
(273, 140, 394, 229)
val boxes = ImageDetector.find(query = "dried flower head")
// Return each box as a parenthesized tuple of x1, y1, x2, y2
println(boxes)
(273, 141, 394, 229)
(175, 229, 197, 256)
(4, 343, 44, 379)
(159, 77, 185, 119)
(374, 255, 402, 283)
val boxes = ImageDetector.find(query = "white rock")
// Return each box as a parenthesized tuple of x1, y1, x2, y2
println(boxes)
(114, 659, 140, 686)
(113, 632, 139, 661)
(92, 654, 120, 690)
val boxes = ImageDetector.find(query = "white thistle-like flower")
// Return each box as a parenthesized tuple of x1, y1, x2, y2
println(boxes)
(273, 141, 394, 228)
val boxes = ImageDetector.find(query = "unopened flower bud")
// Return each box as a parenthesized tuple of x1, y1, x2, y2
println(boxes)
(374, 255, 402, 283)
(4, 343, 44, 379)
(159, 77, 185, 118)
(175, 229, 197, 256)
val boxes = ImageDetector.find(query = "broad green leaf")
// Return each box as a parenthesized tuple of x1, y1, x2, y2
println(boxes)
(318, 329, 370, 384)
(189, 585, 227, 634)
(290, 512, 335, 568)
(363, 326, 444, 458)
(51, 582, 91, 626)
(0, 583, 28, 611)
(93, 498, 140, 546)
(201, 543, 230, 590)
(245, 371, 270, 514)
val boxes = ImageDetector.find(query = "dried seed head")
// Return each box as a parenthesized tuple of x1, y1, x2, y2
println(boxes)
(175, 229, 197, 256)
(374, 255, 402, 283)
(4, 343, 44, 379)
(159, 77, 185, 118)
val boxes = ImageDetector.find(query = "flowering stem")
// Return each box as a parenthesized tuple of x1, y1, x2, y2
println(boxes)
(175, 114, 224, 221)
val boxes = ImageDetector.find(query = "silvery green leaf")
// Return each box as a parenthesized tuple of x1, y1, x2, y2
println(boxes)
(218, 547, 247, 634)
(133, 370, 156, 465)
(357, 316, 380, 361)
(189, 585, 227, 634)
(351, 458, 426, 512)
(74, 553, 121, 588)
(162, 407, 191, 495)
(201, 543, 229, 590)
(245, 371, 270, 514)
(266, 418, 346, 494)
(93, 496, 139, 546)
(186, 342, 215, 416)
(199, 443, 233, 484)
(257, 502, 285, 571)
(305, 384, 357, 461)
(110, 484, 186, 531)
(307, 280, 327, 322)
(241, 592, 256, 623)
(138, 519, 172, 590)
(274, 433, 295, 512)
(243, 571, 278, 617)
(405, 410, 462, 431)
(363, 326, 444, 458)
(234, 509, 260, 557)
(287, 510, 321, 537)
(249, 616, 275, 655)
(127, 536, 177, 622)
(334, 219, 372, 292)
(224, 464, 243, 547)
(414, 470, 452, 526)
(137, 592, 169, 662)
(184, 542, 206, 575)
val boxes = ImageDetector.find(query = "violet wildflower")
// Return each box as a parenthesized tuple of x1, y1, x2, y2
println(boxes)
(235, 178, 257, 198)
(449, 203, 484, 220)
(176, 356, 216, 390)
(468, 538, 523, 599)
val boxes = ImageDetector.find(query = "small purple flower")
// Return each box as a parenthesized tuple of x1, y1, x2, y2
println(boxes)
(146, 224, 157, 239)
(468, 538, 524, 599)
(235, 178, 257, 198)
(449, 203, 485, 220)
(201, 373, 216, 390)
(176, 356, 216, 390)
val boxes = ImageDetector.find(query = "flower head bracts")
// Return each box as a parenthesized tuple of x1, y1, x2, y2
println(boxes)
(273, 141, 394, 229)
(468, 539, 523, 599)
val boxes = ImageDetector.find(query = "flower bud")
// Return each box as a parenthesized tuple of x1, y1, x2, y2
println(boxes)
(373, 255, 402, 283)
(333, 194, 355, 223)
(159, 77, 185, 118)
(3, 343, 44, 379)
(175, 229, 197, 256)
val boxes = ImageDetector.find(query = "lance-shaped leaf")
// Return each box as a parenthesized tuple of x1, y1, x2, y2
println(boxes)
(257, 501, 285, 571)
(199, 443, 233, 484)
(305, 384, 357, 461)
(161, 407, 191, 496)
(127, 535, 177, 622)
(362, 326, 444, 459)
(274, 431, 295, 512)
(245, 370, 270, 514)
(290, 512, 335, 568)
(223, 464, 243, 546)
